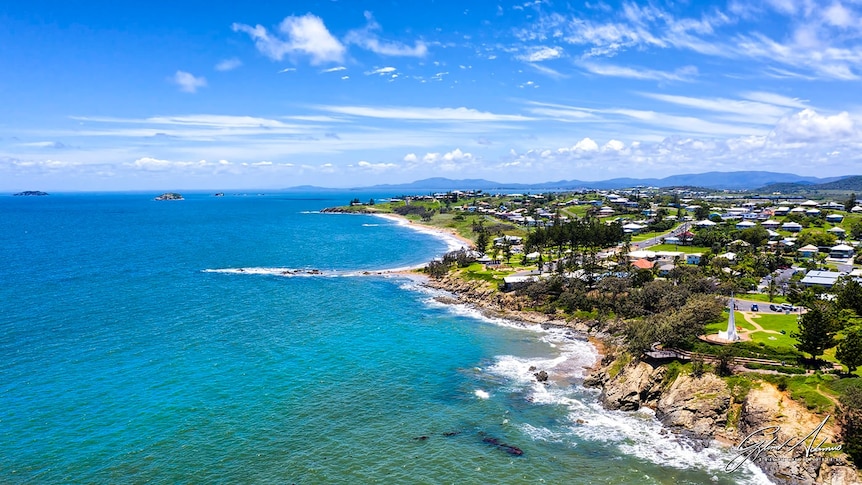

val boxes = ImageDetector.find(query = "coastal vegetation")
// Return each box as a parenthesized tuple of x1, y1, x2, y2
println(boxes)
(328, 184, 862, 480)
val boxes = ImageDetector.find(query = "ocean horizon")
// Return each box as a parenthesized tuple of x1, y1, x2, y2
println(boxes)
(0, 192, 772, 484)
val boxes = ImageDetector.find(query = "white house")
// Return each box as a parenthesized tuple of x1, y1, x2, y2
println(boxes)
(830, 244, 855, 259)
(622, 223, 646, 233)
(826, 214, 845, 223)
(761, 220, 781, 229)
(798, 244, 819, 258)
(828, 227, 847, 237)
(686, 253, 702, 265)
(782, 222, 803, 232)
(695, 219, 717, 227)
(852, 206, 862, 213)
(800, 270, 844, 288)
(735, 220, 757, 229)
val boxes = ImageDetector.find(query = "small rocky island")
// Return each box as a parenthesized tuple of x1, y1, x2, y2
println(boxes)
(13, 191, 49, 196)
(154, 192, 184, 201)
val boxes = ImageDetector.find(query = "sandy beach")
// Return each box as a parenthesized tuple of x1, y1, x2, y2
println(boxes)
(371, 213, 475, 253)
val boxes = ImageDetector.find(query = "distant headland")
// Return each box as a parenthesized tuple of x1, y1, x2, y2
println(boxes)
(13, 191, 49, 196)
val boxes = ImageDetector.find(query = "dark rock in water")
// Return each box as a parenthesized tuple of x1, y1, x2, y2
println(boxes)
(13, 190, 49, 196)
(534, 370, 549, 382)
(482, 436, 523, 456)
(154, 192, 184, 201)
(528, 366, 537, 372)
(414, 436, 429, 441)
(442, 431, 459, 437)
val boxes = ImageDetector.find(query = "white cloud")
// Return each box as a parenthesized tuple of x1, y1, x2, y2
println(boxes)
(173, 71, 207, 93)
(580, 63, 698, 82)
(823, 2, 854, 27)
(232, 14, 345, 65)
(572, 137, 599, 151)
(129, 157, 235, 172)
(366, 66, 397, 75)
(315, 105, 532, 121)
(528, 63, 568, 79)
(638, 92, 791, 125)
(771, 108, 856, 142)
(18, 141, 67, 149)
(602, 139, 625, 151)
(278, 67, 297, 73)
(740, 91, 809, 109)
(413, 148, 474, 171)
(344, 12, 427, 57)
(215, 58, 243, 71)
(521, 1, 862, 80)
(518, 46, 562, 62)
(356, 160, 397, 171)
(321, 66, 347, 73)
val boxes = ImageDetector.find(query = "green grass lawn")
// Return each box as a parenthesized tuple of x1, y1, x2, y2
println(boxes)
(744, 312, 800, 350)
(646, 244, 709, 254)
(458, 262, 513, 284)
(740, 293, 788, 304)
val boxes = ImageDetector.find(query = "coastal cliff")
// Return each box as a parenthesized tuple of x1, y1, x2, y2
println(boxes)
(423, 271, 861, 484)
(585, 357, 860, 484)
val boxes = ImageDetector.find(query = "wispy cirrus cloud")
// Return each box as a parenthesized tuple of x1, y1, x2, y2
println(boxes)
(517, 46, 562, 62)
(320, 66, 347, 73)
(314, 105, 533, 121)
(517, 0, 862, 80)
(344, 11, 428, 57)
(579, 62, 698, 82)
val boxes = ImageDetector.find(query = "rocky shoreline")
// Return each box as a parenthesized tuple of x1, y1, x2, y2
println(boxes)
(422, 271, 861, 485)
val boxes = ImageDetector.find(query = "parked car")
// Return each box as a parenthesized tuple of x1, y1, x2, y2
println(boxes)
(780, 303, 796, 311)
(751, 304, 759, 312)
(769, 304, 778, 312)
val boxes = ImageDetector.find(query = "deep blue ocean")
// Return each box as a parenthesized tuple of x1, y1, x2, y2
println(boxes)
(0, 192, 771, 484)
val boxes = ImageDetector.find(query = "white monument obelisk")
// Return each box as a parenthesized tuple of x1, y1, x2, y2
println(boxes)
(719, 295, 739, 341)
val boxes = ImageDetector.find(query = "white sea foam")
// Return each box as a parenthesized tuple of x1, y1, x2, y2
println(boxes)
(415, 295, 771, 483)
(361, 223, 380, 227)
(474, 389, 490, 399)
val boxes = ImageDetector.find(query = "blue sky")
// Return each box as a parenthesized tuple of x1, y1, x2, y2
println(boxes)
(2, 0, 862, 190)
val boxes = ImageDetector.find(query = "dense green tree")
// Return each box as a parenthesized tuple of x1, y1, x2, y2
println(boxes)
(838, 386, 862, 467)
(837, 326, 862, 373)
(737, 226, 770, 247)
(851, 220, 862, 241)
(793, 302, 839, 361)
(836, 278, 862, 316)
(796, 229, 837, 248)
(846, 193, 858, 212)
(694, 205, 711, 220)
(475, 231, 489, 255)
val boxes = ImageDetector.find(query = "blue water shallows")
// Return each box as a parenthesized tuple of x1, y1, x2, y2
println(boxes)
(0, 193, 771, 484)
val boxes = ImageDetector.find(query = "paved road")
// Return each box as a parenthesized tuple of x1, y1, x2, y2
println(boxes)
(730, 296, 805, 314)
(632, 222, 690, 250)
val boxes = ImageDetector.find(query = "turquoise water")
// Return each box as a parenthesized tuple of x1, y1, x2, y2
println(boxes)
(0, 193, 771, 483)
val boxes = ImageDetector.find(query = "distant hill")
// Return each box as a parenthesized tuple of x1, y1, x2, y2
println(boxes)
(815, 175, 862, 191)
(757, 175, 862, 194)
(334, 171, 845, 192)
